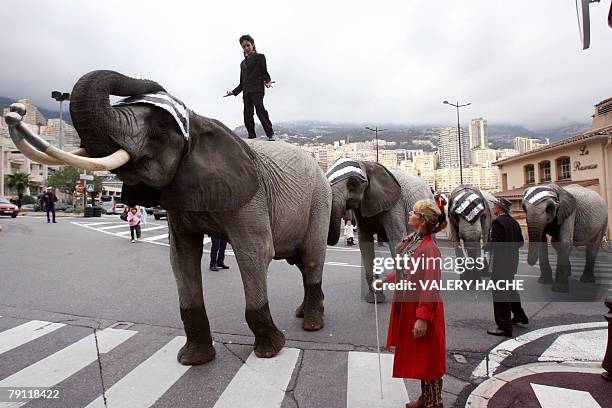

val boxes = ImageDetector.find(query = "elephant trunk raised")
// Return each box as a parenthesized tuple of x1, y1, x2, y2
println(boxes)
(328, 191, 347, 245)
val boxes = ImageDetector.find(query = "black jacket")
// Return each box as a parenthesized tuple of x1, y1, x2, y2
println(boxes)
(232, 52, 271, 96)
(485, 213, 524, 279)
(40, 192, 58, 209)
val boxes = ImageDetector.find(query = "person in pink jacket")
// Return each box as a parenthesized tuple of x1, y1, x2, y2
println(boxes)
(127, 207, 142, 243)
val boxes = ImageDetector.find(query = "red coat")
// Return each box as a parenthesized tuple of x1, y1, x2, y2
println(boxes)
(386, 235, 446, 380)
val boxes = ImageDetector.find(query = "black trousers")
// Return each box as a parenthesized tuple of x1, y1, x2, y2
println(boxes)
(243, 92, 274, 138)
(46, 207, 56, 222)
(130, 224, 141, 240)
(492, 286, 525, 333)
(210, 236, 227, 267)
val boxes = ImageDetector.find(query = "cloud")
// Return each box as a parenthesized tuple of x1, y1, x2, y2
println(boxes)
(2, 0, 611, 129)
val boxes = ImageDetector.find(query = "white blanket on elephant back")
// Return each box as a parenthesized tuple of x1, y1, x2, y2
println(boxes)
(113, 91, 189, 139)
(325, 158, 366, 185)
(452, 189, 485, 223)
(523, 185, 558, 205)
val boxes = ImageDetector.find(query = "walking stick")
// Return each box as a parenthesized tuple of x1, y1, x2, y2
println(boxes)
(373, 277, 384, 400)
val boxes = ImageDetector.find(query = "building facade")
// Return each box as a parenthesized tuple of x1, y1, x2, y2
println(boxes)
(469, 117, 487, 149)
(514, 136, 548, 154)
(438, 126, 471, 168)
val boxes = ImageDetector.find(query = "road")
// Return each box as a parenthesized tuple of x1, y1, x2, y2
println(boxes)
(0, 215, 610, 407)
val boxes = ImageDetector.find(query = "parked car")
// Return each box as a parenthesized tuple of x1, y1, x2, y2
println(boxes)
(20, 203, 41, 211)
(0, 197, 19, 218)
(153, 206, 167, 220)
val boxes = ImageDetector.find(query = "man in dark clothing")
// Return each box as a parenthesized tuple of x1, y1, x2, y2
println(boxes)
(209, 236, 230, 271)
(40, 187, 58, 223)
(226, 34, 275, 141)
(485, 197, 528, 337)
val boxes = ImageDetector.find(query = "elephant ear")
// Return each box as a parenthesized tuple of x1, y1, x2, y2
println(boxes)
(360, 161, 401, 217)
(122, 182, 162, 207)
(479, 191, 492, 244)
(551, 184, 577, 226)
(160, 116, 259, 212)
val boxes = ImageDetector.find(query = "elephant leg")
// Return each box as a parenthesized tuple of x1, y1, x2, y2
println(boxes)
(538, 241, 554, 284)
(169, 227, 215, 365)
(359, 230, 385, 303)
(294, 254, 325, 331)
(581, 240, 599, 283)
(552, 242, 571, 293)
(232, 236, 285, 358)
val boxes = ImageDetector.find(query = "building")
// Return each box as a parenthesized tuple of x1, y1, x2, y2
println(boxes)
(469, 117, 488, 149)
(438, 126, 471, 168)
(514, 136, 548, 154)
(434, 166, 499, 193)
(495, 97, 612, 236)
(471, 148, 497, 166)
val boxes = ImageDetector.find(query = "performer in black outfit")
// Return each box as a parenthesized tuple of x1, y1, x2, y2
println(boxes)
(485, 198, 529, 337)
(209, 236, 230, 271)
(225, 34, 275, 140)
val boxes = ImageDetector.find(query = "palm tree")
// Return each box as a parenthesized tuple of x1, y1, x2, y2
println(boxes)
(6, 171, 31, 201)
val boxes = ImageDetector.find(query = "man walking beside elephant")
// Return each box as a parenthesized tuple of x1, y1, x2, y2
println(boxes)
(485, 198, 528, 337)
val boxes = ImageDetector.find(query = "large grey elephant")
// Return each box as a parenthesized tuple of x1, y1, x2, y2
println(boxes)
(326, 158, 432, 302)
(4, 70, 332, 365)
(523, 183, 608, 292)
(448, 185, 495, 280)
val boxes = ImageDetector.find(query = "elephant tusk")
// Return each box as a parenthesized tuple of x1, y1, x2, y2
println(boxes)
(5, 106, 130, 171)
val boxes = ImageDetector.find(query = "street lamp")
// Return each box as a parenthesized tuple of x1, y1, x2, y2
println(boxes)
(51, 91, 70, 150)
(365, 126, 387, 163)
(443, 100, 471, 184)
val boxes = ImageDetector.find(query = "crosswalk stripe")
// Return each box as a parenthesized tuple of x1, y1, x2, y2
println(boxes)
(141, 233, 170, 242)
(0, 328, 136, 408)
(97, 224, 131, 231)
(116, 226, 168, 235)
(84, 336, 189, 408)
(0, 321, 65, 355)
(346, 351, 408, 408)
(74, 222, 115, 227)
(212, 347, 300, 408)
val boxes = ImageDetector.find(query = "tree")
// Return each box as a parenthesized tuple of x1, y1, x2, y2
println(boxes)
(6, 171, 31, 200)
(46, 166, 102, 197)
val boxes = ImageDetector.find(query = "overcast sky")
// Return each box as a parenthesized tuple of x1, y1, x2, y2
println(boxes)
(2, 0, 612, 129)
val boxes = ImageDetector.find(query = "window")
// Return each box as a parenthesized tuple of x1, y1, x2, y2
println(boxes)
(539, 160, 551, 183)
(524, 164, 535, 184)
(556, 157, 571, 181)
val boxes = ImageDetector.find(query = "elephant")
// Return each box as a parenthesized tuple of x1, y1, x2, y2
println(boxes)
(4, 70, 332, 365)
(448, 185, 496, 280)
(326, 158, 433, 303)
(522, 183, 608, 292)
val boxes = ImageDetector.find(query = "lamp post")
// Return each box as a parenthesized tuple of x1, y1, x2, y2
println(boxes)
(443, 100, 471, 184)
(51, 91, 70, 150)
(365, 126, 387, 163)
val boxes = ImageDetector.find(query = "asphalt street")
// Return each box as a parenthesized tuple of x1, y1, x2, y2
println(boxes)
(0, 215, 610, 407)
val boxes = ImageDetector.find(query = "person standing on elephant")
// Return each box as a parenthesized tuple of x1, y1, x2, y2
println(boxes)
(209, 236, 230, 271)
(41, 186, 58, 223)
(225, 34, 275, 141)
(484, 198, 528, 337)
(385, 199, 447, 408)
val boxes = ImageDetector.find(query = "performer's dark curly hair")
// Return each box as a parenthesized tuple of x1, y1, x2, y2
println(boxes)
(239, 34, 256, 54)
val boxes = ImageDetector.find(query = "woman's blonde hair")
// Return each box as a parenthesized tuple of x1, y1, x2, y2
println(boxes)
(413, 199, 447, 235)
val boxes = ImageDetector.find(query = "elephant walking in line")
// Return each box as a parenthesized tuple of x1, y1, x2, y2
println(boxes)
(448, 185, 496, 280)
(523, 184, 608, 292)
(4, 70, 332, 365)
(326, 158, 433, 303)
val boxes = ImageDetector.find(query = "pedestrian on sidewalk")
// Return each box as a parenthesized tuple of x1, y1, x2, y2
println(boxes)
(209, 236, 230, 271)
(344, 220, 355, 246)
(385, 199, 447, 408)
(484, 197, 528, 337)
(40, 186, 58, 223)
(127, 207, 142, 243)
(225, 34, 275, 141)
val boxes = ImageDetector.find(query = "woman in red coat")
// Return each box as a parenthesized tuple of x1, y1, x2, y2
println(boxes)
(385, 199, 447, 408)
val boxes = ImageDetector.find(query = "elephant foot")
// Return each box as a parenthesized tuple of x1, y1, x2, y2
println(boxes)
(295, 302, 304, 318)
(579, 274, 596, 283)
(538, 276, 554, 284)
(177, 341, 216, 365)
(302, 283, 324, 331)
(366, 290, 386, 304)
(254, 329, 286, 358)
(551, 281, 569, 293)
(303, 305, 324, 331)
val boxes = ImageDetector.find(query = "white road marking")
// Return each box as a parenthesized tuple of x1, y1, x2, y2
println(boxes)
(97, 224, 131, 230)
(84, 336, 189, 408)
(538, 329, 606, 362)
(212, 347, 300, 408)
(531, 383, 601, 408)
(73, 221, 115, 227)
(0, 321, 65, 355)
(347, 351, 408, 408)
(141, 233, 170, 242)
(471, 322, 608, 378)
(0, 328, 136, 408)
(116, 226, 168, 235)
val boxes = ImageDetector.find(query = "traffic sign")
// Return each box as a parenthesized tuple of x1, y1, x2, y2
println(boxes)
(76, 184, 84, 193)
(86, 184, 95, 192)
(80, 174, 94, 181)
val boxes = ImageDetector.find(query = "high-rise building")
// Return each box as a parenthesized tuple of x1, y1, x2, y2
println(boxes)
(438, 127, 470, 168)
(514, 136, 548, 154)
(471, 148, 497, 166)
(469, 117, 487, 149)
